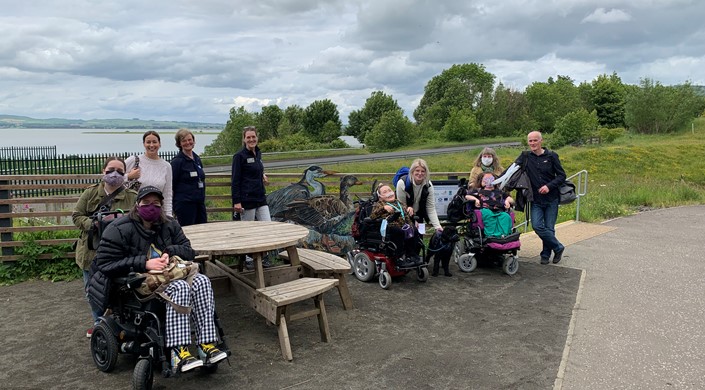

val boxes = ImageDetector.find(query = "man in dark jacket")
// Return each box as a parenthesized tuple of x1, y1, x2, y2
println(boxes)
(516, 131, 567, 265)
(87, 186, 226, 372)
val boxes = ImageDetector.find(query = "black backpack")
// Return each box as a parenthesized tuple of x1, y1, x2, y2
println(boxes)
(446, 179, 471, 223)
(351, 180, 379, 240)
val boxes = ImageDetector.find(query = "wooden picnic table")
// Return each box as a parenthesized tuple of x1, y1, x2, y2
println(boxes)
(181, 220, 339, 361)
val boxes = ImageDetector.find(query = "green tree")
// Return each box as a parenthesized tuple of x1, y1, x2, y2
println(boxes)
(255, 105, 283, 140)
(277, 105, 305, 136)
(443, 108, 481, 141)
(347, 91, 403, 143)
(204, 106, 255, 155)
(591, 73, 626, 128)
(552, 108, 599, 148)
(364, 110, 413, 151)
(477, 83, 530, 137)
(414, 63, 495, 132)
(525, 75, 581, 133)
(303, 99, 342, 143)
(625, 79, 705, 134)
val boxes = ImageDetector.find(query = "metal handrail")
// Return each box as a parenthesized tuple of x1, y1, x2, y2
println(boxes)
(568, 170, 588, 222)
(518, 169, 588, 233)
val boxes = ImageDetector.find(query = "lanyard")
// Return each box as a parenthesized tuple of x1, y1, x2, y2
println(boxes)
(385, 201, 405, 218)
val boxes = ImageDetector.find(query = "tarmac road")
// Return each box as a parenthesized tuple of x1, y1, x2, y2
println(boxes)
(555, 205, 705, 390)
(204, 142, 521, 172)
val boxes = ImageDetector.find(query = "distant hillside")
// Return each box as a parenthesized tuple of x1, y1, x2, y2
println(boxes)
(0, 114, 223, 129)
(694, 85, 705, 97)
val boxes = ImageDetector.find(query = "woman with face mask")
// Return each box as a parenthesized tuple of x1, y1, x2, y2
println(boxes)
(72, 156, 138, 338)
(468, 147, 504, 189)
(87, 186, 226, 372)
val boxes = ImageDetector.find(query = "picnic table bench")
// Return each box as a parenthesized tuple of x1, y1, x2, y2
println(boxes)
(256, 277, 339, 361)
(279, 248, 353, 310)
(183, 221, 340, 361)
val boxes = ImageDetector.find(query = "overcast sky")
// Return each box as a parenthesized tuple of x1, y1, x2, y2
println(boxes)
(1, 0, 703, 125)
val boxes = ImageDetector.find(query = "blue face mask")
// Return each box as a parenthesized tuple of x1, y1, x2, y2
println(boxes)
(380, 219, 388, 238)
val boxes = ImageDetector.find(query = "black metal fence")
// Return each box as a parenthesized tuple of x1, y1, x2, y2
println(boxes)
(0, 147, 179, 197)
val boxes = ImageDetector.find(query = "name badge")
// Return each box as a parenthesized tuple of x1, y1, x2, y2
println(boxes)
(247, 157, 255, 163)
(189, 171, 198, 177)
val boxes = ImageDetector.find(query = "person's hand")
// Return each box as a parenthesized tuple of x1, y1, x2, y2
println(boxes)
(505, 201, 512, 209)
(146, 253, 169, 271)
(475, 200, 481, 207)
(538, 185, 549, 195)
(263, 173, 269, 185)
(406, 207, 414, 216)
(233, 203, 243, 212)
(435, 226, 443, 232)
(128, 167, 141, 180)
(383, 205, 393, 213)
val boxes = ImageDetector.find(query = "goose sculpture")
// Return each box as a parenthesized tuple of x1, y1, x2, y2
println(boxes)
(278, 175, 362, 234)
(267, 165, 335, 219)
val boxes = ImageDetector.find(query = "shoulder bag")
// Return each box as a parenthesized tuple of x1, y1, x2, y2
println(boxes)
(124, 155, 141, 191)
(559, 180, 577, 205)
(135, 255, 200, 314)
(87, 186, 125, 250)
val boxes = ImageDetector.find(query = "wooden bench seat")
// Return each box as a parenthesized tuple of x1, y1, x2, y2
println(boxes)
(255, 277, 339, 361)
(279, 248, 353, 310)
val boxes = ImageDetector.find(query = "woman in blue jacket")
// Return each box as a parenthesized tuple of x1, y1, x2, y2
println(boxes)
(231, 126, 270, 222)
(171, 128, 207, 226)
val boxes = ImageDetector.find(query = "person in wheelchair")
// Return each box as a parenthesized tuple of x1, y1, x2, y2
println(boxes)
(465, 172, 515, 238)
(369, 183, 422, 267)
(88, 186, 227, 373)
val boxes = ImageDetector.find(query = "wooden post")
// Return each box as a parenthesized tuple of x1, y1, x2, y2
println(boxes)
(0, 177, 12, 256)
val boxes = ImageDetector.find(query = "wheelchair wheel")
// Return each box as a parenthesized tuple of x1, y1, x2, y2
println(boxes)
(457, 253, 477, 273)
(90, 322, 119, 372)
(416, 266, 429, 282)
(132, 358, 154, 390)
(503, 255, 519, 276)
(378, 270, 392, 289)
(451, 237, 465, 264)
(353, 252, 376, 282)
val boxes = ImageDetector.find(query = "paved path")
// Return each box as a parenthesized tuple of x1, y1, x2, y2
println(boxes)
(531, 206, 705, 389)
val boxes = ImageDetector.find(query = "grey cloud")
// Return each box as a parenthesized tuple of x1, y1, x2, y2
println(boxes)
(581, 8, 632, 24)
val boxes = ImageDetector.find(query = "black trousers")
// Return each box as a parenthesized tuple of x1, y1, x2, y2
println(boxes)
(174, 201, 207, 226)
(386, 226, 419, 258)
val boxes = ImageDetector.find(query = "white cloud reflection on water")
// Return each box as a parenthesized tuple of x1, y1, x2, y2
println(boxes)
(2, 128, 220, 155)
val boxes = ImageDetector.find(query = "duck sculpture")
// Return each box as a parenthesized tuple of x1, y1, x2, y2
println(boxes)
(277, 175, 362, 232)
(267, 165, 335, 219)
(277, 175, 362, 254)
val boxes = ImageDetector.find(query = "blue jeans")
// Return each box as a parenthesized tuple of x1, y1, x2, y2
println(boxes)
(530, 199, 564, 259)
(83, 270, 102, 324)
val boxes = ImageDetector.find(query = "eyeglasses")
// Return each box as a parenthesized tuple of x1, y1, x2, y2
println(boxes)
(105, 168, 125, 175)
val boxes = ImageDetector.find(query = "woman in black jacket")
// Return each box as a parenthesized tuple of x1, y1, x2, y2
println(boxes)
(87, 186, 226, 373)
(171, 128, 207, 226)
(231, 126, 270, 222)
